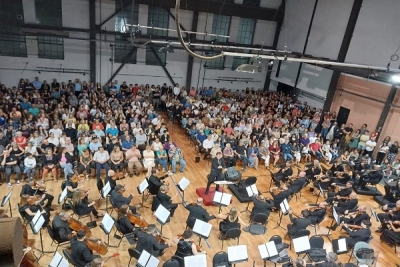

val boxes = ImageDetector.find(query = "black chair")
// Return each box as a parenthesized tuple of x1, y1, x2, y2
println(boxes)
(151, 196, 161, 212)
(127, 248, 141, 266)
(269, 235, 283, 245)
(309, 235, 324, 248)
(68, 200, 93, 223)
(310, 213, 326, 235)
(162, 258, 180, 267)
(109, 197, 118, 215)
(250, 213, 268, 234)
(17, 203, 29, 225)
(63, 249, 78, 266)
(113, 221, 135, 247)
(213, 251, 231, 267)
(290, 229, 310, 249)
(46, 225, 69, 255)
(221, 228, 241, 249)
(267, 235, 290, 267)
(171, 255, 185, 267)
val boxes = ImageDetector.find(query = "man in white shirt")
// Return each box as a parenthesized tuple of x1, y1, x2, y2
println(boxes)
(202, 135, 214, 160)
(173, 83, 180, 96)
(49, 125, 62, 139)
(93, 146, 110, 182)
(365, 139, 377, 158)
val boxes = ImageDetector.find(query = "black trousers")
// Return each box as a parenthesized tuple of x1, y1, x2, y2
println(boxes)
(206, 171, 220, 193)
(40, 193, 54, 208)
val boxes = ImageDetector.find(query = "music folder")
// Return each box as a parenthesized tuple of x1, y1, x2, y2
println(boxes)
(228, 245, 248, 263)
(184, 254, 207, 267)
(58, 187, 67, 204)
(31, 214, 45, 234)
(100, 213, 114, 234)
(102, 181, 111, 198)
(137, 249, 160, 267)
(192, 219, 212, 239)
(178, 177, 190, 191)
(1, 189, 12, 207)
(49, 251, 69, 267)
(293, 236, 311, 254)
(246, 184, 259, 197)
(279, 198, 289, 214)
(258, 241, 278, 259)
(154, 204, 171, 224)
(370, 206, 379, 222)
(332, 207, 340, 225)
(318, 183, 325, 198)
(332, 238, 348, 254)
(138, 178, 149, 194)
(212, 191, 232, 206)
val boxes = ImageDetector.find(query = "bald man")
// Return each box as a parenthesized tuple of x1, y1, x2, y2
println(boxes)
(290, 171, 307, 194)
(329, 205, 370, 230)
(335, 192, 358, 215)
(185, 198, 216, 228)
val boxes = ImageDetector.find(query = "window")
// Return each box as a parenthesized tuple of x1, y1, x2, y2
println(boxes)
(115, 36, 137, 64)
(38, 36, 64, 59)
(115, 0, 139, 33)
(211, 14, 231, 43)
(236, 18, 256, 45)
(243, 0, 260, 7)
(232, 57, 250, 70)
(35, 0, 62, 27)
(0, 0, 24, 24)
(147, 6, 169, 37)
(206, 52, 225, 70)
(146, 47, 166, 66)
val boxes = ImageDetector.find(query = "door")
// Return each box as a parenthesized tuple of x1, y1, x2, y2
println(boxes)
(337, 106, 350, 127)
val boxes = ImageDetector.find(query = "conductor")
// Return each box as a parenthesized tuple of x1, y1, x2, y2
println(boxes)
(205, 152, 227, 195)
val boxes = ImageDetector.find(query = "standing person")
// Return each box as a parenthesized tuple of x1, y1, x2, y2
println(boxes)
(376, 141, 390, 165)
(205, 152, 226, 195)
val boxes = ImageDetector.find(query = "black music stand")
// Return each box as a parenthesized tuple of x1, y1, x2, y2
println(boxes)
(177, 177, 190, 205)
(154, 204, 170, 235)
(212, 190, 232, 214)
(137, 178, 149, 209)
(273, 198, 289, 230)
(137, 249, 160, 267)
(315, 183, 326, 204)
(332, 237, 348, 255)
(99, 213, 118, 248)
(228, 245, 248, 267)
(321, 207, 340, 241)
(370, 206, 379, 222)
(49, 251, 69, 267)
(1, 189, 13, 217)
(100, 181, 111, 211)
(30, 212, 52, 262)
(192, 219, 212, 249)
(241, 184, 258, 213)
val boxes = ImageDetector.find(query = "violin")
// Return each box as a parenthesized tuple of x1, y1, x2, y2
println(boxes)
(27, 195, 42, 206)
(68, 217, 92, 237)
(127, 213, 149, 228)
(347, 224, 363, 230)
(84, 238, 108, 255)
(31, 181, 46, 191)
(71, 174, 85, 183)
(308, 207, 323, 212)
(177, 234, 202, 252)
(155, 234, 167, 244)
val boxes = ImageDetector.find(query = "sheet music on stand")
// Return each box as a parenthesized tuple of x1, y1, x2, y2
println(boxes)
(213, 191, 232, 206)
(137, 249, 160, 267)
(58, 187, 67, 204)
(138, 179, 149, 194)
(184, 254, 207, 267)
(154, 204, 170, 224)
(228, 245, 248, 264)
(332, 207, 340, 225)
(279, 198, 290, 215)
(102, 181, 111, 198)
(370, 206, 379, 222)
(258, 241, 278, 259)
(32, 210, 41, 225)
(293, 236, 311, 254)
(337, 238, 347, 253)
(1, 189, 12, 206)
(100, 213, 114, 234)
(318, 183, 325, 198)
(49, 251, 69, 267)
(31, 214, 45, 234)
(178, 177, 190, 191)
(246, 184, 259, 197)
(193, 219, 212, 239)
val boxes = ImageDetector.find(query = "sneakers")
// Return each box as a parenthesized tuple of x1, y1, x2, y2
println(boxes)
(7, 183, 12, 187)
(17, 180, 20, 184)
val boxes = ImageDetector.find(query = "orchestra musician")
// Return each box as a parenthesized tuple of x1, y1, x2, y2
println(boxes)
(133, 224, 170, 257)
(311, 173, 331, 196)
(205, 152, 227, 195)
(172, 230, 206, 257)
(104, 170, 117, 191)
(325, 181, 354, 205)
(269, 184, 292, 208)
(334, 192, 358, 215)
(215, 207, 248, 239)
(340, 220, 372, 247)
(157, 185, 178, 217)
(65, 173, 81, 198)
(380, 220, 400, 246)
(376, 200, 400, 233)
(250, 194, 274, 220)
(116, 205, 137, 234)
(329, 158, 344, 174)
(329, 205, 370, 230)
(19, 195, 50, 225)
(71, 230, 101, 267)
(148, 168, 167, 195)
(302, 202, 329, 225)
(72, 189, 104, 218)
(110, 184, 140, 216)
(333, 164, 353, 185)
(289, 171, 307, 194)
(383, 178, 400, 201)
(358, 164, 383, 190)
(271, 161, 293, 186)
(185, 198, 216, 229)
(305, 160, 321, 182)
(20, 178, 54, 210)
(287, 208, 311, 237)
(52, 211, 75, 242)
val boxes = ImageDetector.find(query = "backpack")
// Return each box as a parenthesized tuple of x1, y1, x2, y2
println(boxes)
(356, 247, 374, 259)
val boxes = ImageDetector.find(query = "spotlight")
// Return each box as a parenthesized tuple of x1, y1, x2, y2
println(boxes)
(235, 64, 262, 73)
(268, 60, 274, 66)
(391, 74, 400, 83)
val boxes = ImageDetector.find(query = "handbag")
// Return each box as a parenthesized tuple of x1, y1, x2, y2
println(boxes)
(356, 247, 374, 259)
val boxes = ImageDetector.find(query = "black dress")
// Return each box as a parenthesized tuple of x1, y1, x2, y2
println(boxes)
(380, 229, 400, 245)
(175, 239, 194, 257)
(219, 216, 240, 234)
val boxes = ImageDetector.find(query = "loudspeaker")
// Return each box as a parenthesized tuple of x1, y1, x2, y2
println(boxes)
(0, 217, 24, 267)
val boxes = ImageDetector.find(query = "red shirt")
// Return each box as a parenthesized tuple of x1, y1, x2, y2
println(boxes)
(310, 142, 321, 152)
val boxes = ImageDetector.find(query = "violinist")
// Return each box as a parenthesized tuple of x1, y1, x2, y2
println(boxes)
(329, 158, 344, 174)
(52, 211, 75, 242)
(71, 230, 101, 267)
(358, 164, 383, 190)
(329, 205, 370, 231)
(334, 192, 358, 215)
(380, 220, 400, 246)
(72, 189, 104, 218)
(185, 198, 216, 229)
(340, 220, 372, 247)
(271, 161, 293, 186)
(157, 185, 179, 217)
(20, 178, 54, 210)
(19, 195, 50, 225)
(110, 184, 140, 216)
(133, 224, 170, 257)
(305, 160, 321, 182)
(148, 168, 166, 195)
(302, 202, 328, 225)
(172, 230, 206, 257)
(65, 173, 82, 198)
(376, 200, 400, 233)
(311, 173, 331, 196)
(289, 171, 307, 194)
(325, 181, 353, 205)
(287, 208, 311, 237)
(333, 164, 352, 184)
(269, 184, 292, 208)
(104, 170, 117, 191)
(250, 194, 274, 220)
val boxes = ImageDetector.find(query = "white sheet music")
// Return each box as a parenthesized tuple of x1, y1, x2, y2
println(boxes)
(228, 245, 248, 263)
(32, 215, 45, 234)
(100, 213, 114, 233)
(31, 210, 41, 225)
(147, 255, 160, 267)
(178, 177, 190, 191)
(102, 182, 111, 198)
(213, 191, 232, 206)
(138, 179, 149, 194)
(293, 236, 311, 253)
(184, 254, 207, 267)
(279, 198, 289, 214)
(58, 187, 67, 204)
(49, 251, 69, 267)
(154, 204, 170, 224)
(193, 219, 212, 238)
(137, 250, 160, 267)
(246, 184, 258, 197)
(332, 207, 340, 225)
(258, 241, 278, 259)
(337, 238, 347, 252)
(1, 189, 12, 206)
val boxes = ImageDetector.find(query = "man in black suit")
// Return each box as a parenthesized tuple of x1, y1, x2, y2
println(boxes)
(269, 184, 292, 208)
(287, 208, 311, 237)
(251, 194, 274, 220)
(185, 198, 216, 228)
(205, 152, 227, 195)
(341, 220, 372, 247)
(305, 160, 321, 182)
(329, 205, 370, 230)
(290, 171, 307, 194)
(20, 178, 54, 210)
(70, 230, 99, 267)
(326, 181, 354, 204)
(334, 192, 358, 214)
(157, 185, 179, 217)
(359, 165, 383, 189)
(110, 184, 140, 216)
(272, 161, 293, 185)
(134, 224, 170, 257)
(148, 168, 165, 195)
(52, 211, 74, 242)
(302, 202, 328, 225)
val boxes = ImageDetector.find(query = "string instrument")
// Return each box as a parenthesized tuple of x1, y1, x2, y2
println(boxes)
(27, 195, 42, 206)
(384, 220, 400, 230)
(336, 196, 351, 201)
(347, 224, 363, 230)
(116, 172, 126, 180)
(308, 207, 323, 212)
(270, 187, 285, 193)
(155, 234, 167, 244)
(31, 181, 46, 192)
(127, 213, 149, 228)
(20, 194, 30, 205)
(177, 234, 202, 252)
(68, 217, 92, 237)
(156, 167, 169, 180)
(71, 174, 85, 183)
(84, 238, 108, 255)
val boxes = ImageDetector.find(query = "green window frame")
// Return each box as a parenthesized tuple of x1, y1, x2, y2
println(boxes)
(115, 1, 139, 33)
(35, 0, 62, 27)
(146, 47, 167, 66)
(211, 14, 231, 43)
(37, 36, 64, 60)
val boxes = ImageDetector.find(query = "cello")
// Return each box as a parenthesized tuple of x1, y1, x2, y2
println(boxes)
(177, 234, 202, 252)
(68, 217, 92, 237)
(127, 213, 149, 228)
(84, 238, 108, 255)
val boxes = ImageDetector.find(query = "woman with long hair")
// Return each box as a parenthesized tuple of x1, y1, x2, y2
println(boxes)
(72, 189, 103, 218)
(42, 148, 58, 182)
(269, 140, 280, 167)
(110, 146, 125, 172)
(216, 207, 247, 238)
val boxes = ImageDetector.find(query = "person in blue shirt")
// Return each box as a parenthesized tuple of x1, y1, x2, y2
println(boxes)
(20, 99, 31, 111)
(32, 77, 42, 91)
(106, 125, 119, 137)
(196, 132, 207, 146)
(206, 87, 213, 97)
(281, 139, 294, 162)
(74, 78, 82, 97)
(121, 135, 135, 151)
(28, 104, 40, 117)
